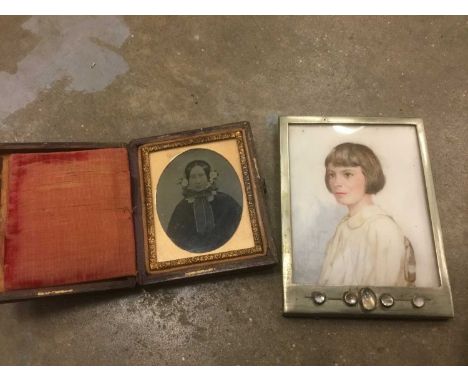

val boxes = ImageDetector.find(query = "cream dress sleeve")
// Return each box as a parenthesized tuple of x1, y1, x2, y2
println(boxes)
(363, 216, 406, 286)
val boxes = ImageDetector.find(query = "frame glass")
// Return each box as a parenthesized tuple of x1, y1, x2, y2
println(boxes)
(280, 116, 453, 318)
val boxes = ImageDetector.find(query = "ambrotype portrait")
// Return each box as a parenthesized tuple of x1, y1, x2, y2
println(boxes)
(157, 149, 243, 253)
(135, 124, 273, 282)
(281, 117, 453, 318)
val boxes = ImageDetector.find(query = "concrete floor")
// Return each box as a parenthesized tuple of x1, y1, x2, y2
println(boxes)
(0, 16, 467, 365)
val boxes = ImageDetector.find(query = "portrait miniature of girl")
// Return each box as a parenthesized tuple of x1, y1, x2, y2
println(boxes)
(318, 143, 416, 287)
(167, 160, 242, 253)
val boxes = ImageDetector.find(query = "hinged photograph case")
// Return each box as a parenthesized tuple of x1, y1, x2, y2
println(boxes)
(0, 121, 277, 303)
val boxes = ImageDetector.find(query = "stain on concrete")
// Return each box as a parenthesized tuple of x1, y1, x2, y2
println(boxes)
(0, 16, 40, 74)
(0, 16, 129, 123)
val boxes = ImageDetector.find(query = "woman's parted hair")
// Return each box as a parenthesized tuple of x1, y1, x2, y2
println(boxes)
(184, 160, 211, 179)
(324, 142, 385, 194)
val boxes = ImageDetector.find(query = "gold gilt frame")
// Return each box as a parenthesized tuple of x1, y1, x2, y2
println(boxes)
(280, 116, 454, 319)
(139, 125, 266, 275)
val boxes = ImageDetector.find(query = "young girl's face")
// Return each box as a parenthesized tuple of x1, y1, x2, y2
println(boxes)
(326, 164, 367, 206)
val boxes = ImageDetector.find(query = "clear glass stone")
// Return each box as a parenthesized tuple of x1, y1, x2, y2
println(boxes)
(344, 291, 358, 306)
(380, 294, 394, 308)
(312, 292, 326, 305)
(412, 296, 425, 308)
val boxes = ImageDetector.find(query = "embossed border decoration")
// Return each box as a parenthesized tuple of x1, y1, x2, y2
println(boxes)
(140, 130, 264, 272)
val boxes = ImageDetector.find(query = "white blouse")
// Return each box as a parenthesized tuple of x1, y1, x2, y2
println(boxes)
(318, 204, 408, 287)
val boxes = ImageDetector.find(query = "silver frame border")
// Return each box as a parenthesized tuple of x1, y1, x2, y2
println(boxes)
(280, 116, 454, 318)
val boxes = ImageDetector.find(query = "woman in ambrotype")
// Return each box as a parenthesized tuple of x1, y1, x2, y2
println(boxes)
(167, 159, 242, 253)
(318, 143, 416, 287)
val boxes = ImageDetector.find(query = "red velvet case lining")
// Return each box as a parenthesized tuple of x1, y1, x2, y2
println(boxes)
(0, 156, 6, 292)
(3, 148, 136, 290)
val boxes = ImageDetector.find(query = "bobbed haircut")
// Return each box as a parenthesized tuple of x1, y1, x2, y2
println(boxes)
(324, 142, 385, 194)
(185, 160, 211, 179)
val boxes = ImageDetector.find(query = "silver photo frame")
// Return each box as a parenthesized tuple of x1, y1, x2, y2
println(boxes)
(280, 116, 453, 318)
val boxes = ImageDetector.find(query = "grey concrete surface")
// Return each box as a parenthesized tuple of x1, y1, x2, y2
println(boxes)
(0, 16, 467, 365)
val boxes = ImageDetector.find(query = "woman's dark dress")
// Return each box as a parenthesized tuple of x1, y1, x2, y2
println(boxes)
(167, 192, 242, 253)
